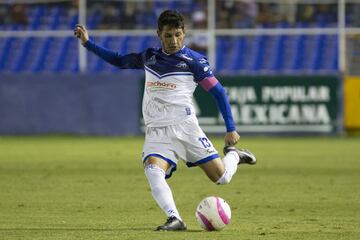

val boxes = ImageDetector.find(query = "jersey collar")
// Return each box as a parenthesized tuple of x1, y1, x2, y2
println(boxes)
(161, 45, 186, 56)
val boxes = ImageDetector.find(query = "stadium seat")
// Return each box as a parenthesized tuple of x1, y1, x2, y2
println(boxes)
(250, 35, 266, 72)
(48, 6, 62, 30)
(13, 37, 34, 72)
(0, 37, 14, 71)
(52, 37, 73, 72)
(215, 37, 226, 71)
(33, 37, 53, 72)
(271, 35, 286, 71)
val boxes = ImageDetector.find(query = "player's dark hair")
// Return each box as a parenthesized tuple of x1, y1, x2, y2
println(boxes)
(157, 10, 184, 32)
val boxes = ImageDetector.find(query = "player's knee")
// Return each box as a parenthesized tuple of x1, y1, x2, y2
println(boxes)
(215, 170, 232, 185)
(144, 163, 165, 176)
(144, 156, 170, 172)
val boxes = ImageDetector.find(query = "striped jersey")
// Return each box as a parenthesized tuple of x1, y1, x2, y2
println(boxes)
(141, 46, 213, 127)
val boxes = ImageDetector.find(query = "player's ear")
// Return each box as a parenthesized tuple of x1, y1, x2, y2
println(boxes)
(157, 29, 161, 37)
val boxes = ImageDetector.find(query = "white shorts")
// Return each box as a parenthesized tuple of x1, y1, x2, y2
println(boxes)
(142, 116, 219, 178)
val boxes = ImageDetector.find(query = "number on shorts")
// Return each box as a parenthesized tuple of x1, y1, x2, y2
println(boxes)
(198, 137, 211, 148)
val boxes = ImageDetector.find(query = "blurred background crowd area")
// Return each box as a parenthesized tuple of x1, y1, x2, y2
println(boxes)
(0, 0, 359, 30)
(0, 0, 359, 74)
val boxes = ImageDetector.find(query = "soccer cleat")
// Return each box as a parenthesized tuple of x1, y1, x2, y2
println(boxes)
(155, 216, 187, 231)
(223, 146, 257, 165)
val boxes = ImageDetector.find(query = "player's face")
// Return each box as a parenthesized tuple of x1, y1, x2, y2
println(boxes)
(158, 26, 185, 54)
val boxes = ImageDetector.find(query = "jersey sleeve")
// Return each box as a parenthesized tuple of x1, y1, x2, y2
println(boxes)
(208, 82, 236, 132)
(84, 40, 144, 69)
(189, 57, 214, 82)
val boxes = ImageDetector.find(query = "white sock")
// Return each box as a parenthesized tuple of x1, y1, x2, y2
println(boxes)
(216, 151, 239, 185)
(144, 164, 182, 220)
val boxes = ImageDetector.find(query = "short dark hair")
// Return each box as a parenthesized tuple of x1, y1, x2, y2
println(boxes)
(157, 10, 184, 31)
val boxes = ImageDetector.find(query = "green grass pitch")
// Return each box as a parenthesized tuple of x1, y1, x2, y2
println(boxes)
(0, 136, 359, 240)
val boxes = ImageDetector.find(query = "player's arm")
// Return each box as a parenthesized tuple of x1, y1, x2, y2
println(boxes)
(74, 24, 143, 69)
(190, 55, 239, 146)
(198, 77, 240, 146)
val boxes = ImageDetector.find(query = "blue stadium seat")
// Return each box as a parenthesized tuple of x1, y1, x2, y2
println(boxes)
(33, 37, 53, 72)
(52, 37, 73, 72)
(13, 37, 34, 72)
(331, 46, 338, 71)
(231, 37, 246, 71)
(140, 36, 159, 50)
(312, 35, 326, 71)
(325, 35, 338, 71)
(68, 13, 79, 29)
(271, 35, 286, 71)
(292, 35, 306, 71)
(251, 35, 266, 72)
(0, 37, 14, 71)
(48, 6, 62, 30)
(216, 37, 226, 71)
(87, 9, 102, 29)
(29, 5, 45, 30)
(2, 38, 25, 72)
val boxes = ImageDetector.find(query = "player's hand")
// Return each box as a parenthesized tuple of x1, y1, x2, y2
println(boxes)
(224, 131, 240, 146)
(74, 24, 89, 45)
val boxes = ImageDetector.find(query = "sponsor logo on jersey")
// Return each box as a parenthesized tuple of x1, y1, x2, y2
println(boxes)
(199, 58, 208, 64)
(206, 149, 216, 154)
(146, 81, 177, 90)
(180, 54, 193, 61)
(145, 55, 156, 65)
(176, 61, 188, 70)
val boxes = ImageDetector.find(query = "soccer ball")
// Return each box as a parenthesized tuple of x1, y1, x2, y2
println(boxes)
(195, 196, 231, 231)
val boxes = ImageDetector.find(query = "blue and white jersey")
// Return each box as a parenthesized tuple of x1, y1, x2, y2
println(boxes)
(141, 46, 213, 127)
(84, 41, 236, 131)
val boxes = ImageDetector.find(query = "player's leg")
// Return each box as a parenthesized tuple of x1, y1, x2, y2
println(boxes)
(223, 146, 257, 165)
(199, 152, 239, 185)
(199, 147, 256, 184)
(144, 156, 180, 220)
(144, 156, 187, 231)
(175, 117, 254, 185)
(143, 125, 187, 231)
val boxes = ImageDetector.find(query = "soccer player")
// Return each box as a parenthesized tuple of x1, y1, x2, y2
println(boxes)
(74, 10, 256, 231)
